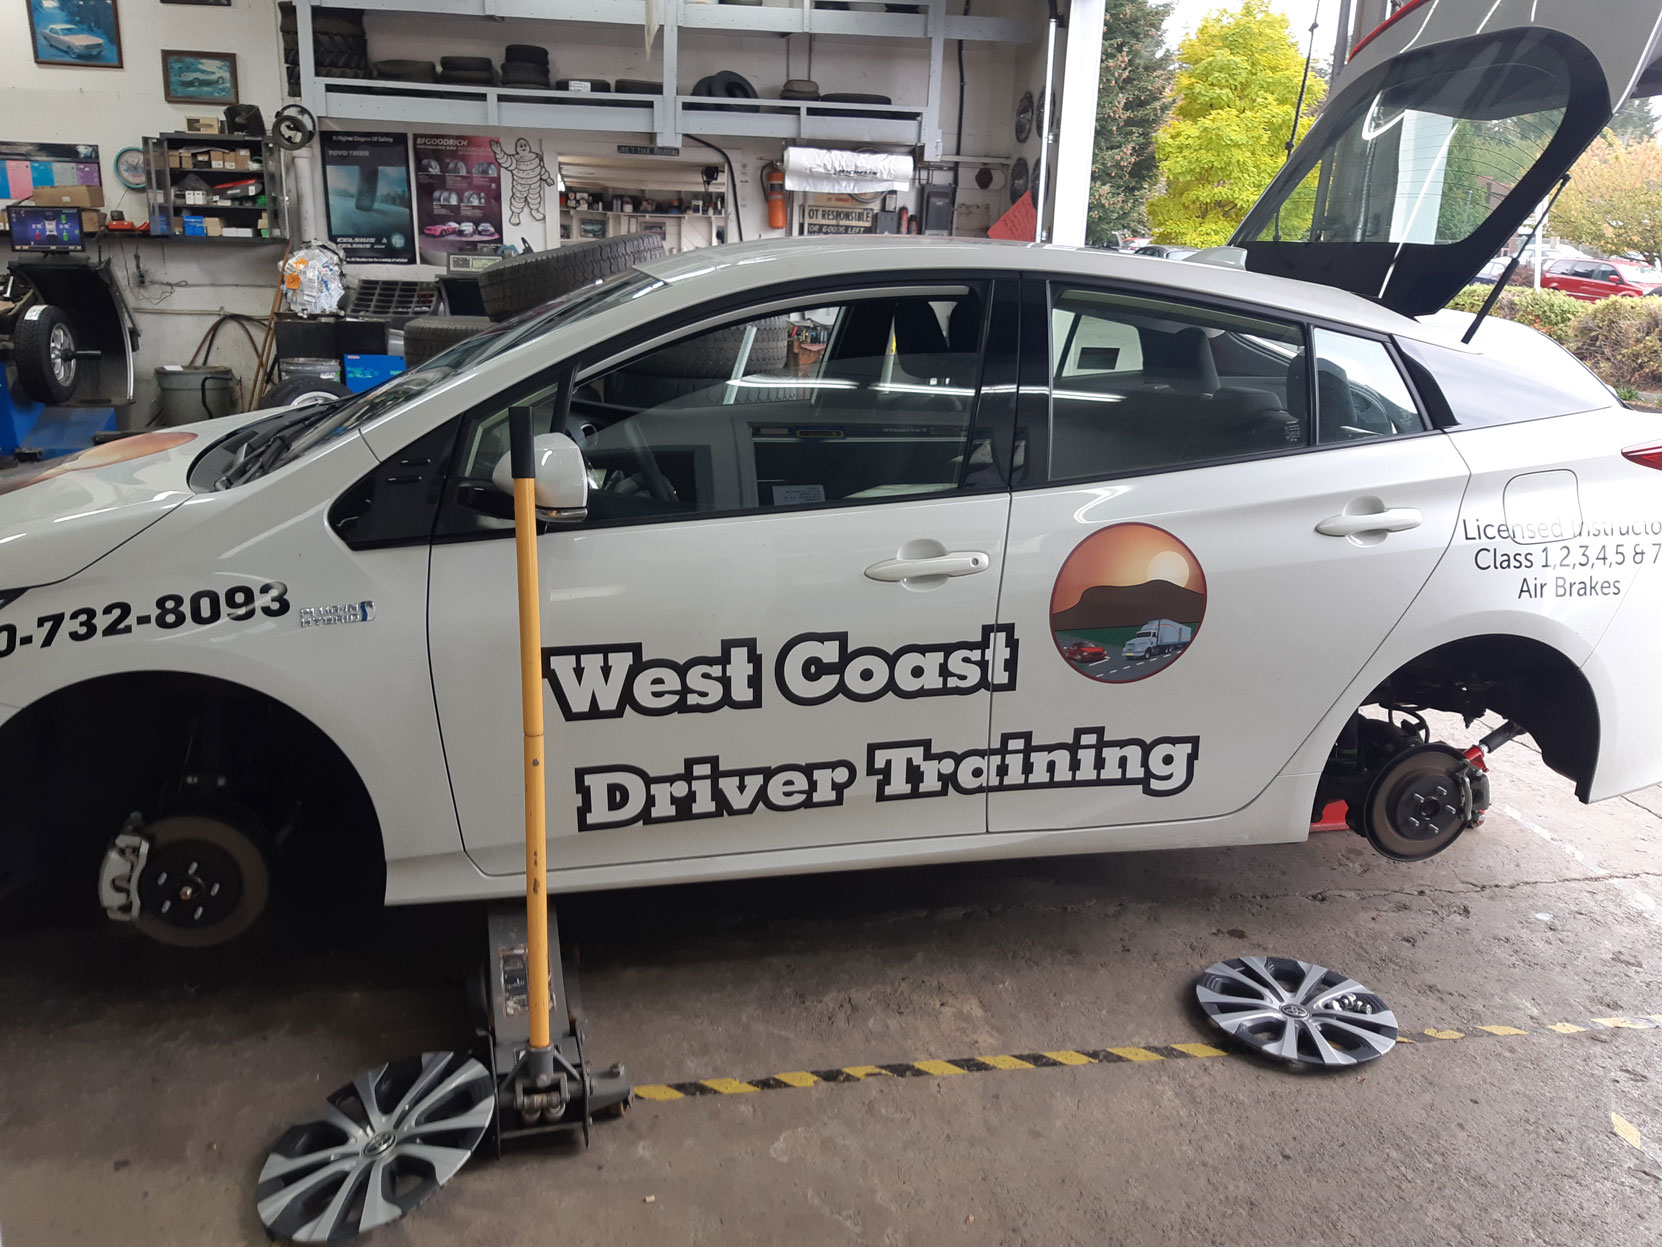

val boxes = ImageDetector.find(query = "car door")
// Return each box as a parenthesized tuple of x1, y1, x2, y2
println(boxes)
(1231, 0, 1662, 315)
(988, 278, 1468, 837)
(426, 279, 1018, 877)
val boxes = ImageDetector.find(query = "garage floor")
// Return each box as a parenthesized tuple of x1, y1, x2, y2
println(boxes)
(4, 715, 1662, 1246)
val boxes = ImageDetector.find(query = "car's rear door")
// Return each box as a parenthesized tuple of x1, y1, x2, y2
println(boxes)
(988, 277, 1468, 837)
(1232, 0, 1662, 316)
(426, 278, 1018, 877)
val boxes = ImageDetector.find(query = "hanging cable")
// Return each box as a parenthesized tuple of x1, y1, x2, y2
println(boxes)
(686, 135, 744, 242)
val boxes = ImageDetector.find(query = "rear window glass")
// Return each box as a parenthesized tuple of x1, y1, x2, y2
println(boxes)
(1257, 31, 1572, 248)
(1399, 331, 1614, 428)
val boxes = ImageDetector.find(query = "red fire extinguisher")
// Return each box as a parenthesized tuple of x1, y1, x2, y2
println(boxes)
(762, 162, 787, 231)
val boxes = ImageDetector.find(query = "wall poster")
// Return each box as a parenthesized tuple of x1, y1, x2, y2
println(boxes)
(322, 131, 415, 265)
(413, 134, 503, 265)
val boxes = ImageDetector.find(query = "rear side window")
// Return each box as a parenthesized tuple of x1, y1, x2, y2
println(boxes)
(1311, 329, 1428, 443)
(1398, 333, 1614, 428)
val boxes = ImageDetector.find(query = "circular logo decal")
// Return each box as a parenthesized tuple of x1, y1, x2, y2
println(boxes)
(1050, 523, 1206, 684)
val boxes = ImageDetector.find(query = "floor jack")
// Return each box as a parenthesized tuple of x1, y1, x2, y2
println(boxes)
(256, 404, 629, 1243)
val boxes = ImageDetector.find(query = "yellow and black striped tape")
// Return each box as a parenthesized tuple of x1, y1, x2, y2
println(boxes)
(635, 1012, 1662, 1102)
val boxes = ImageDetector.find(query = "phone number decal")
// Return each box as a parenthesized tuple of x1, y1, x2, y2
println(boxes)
(0, 583, 289, 659)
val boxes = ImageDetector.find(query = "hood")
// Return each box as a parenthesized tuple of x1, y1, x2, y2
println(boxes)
(0, 430, 208, 589)
(1230, 0, 1662, 317)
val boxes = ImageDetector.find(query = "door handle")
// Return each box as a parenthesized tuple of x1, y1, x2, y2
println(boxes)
(1316, 507, 1422, 538)
(864, 551, 991, 582)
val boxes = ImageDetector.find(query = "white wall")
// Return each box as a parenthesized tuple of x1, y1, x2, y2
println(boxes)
(1, 0, 289, 426)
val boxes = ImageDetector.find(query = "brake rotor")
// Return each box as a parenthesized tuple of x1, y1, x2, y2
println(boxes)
(1362, 743, 1482, 861)
(256, 1052, 494, 1243)
(1196, 956, 1398, 1068)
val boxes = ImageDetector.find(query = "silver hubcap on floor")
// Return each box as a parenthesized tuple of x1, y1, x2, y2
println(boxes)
(49, 323, 76, 388)
(1196, 956, 1398, 1068)
(256, 1052, 493, 1243)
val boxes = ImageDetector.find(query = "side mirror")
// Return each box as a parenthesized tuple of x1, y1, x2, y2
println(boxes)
(492, 431, 588, 524)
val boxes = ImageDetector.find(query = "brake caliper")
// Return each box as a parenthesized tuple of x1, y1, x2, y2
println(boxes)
(96, 815, 151, 922)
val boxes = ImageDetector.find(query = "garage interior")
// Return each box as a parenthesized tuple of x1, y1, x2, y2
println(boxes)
(7, 1, 1662, 1244)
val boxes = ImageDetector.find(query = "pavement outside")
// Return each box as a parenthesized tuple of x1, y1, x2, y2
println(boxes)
(2, 712, 1661, 1245)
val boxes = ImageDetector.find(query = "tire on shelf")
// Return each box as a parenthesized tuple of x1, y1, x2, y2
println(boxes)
(689, 69, 760, 112)
(629, 317, 789, 379)
(374, 59, 438, 82)
(503, 43, 550, 65)
(500, 65, 552, 86)
(554, 78, 612, 92)
(440, 55, 495, 73)
(779, 77, 821, 100)
(13, 304, 80, 406)
(402, 315, 494, 368)
(614, 78, 663, 95)
(478, 234, 665, 322)
(438, 71, 496, 85)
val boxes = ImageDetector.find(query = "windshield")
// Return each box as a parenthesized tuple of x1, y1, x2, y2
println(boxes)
(239, 267, 665, 482)
(1255, 33, 1574, 247)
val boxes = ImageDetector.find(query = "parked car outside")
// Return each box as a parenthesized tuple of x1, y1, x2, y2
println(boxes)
(1541, 257, 1662, 301)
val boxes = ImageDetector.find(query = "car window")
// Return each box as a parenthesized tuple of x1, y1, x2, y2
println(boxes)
(1594, 266, 1619, 283)
(1311, 328, 1427, 443)
(443, 289, 992, 532)
(1045, 286, 1308, 481)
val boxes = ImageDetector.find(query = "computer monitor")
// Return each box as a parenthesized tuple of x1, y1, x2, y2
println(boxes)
(8, 205, 85, 253)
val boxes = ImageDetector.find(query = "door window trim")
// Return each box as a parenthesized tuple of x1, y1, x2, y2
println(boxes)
(1019, 275, 1441, 491)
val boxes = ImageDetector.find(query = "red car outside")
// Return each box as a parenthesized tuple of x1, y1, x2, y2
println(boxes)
(1540, 257, 1662, 301)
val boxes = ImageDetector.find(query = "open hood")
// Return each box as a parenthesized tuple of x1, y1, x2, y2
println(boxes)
(1230, 0, 1662, 317)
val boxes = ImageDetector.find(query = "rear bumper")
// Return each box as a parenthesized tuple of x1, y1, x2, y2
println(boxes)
(1584, 566, 1662, 801)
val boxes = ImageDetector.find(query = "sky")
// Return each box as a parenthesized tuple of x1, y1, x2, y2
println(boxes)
(1164, 0, 1332, 60)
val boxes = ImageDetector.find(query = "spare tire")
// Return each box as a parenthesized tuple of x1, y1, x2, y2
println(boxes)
(779, 77, 820, 100)
(403, 315, 494, 368)
(478, 234, 665, 322)
(263, 375, 354, 409)
(503, 43, 550, 65)
(690, 70, 759, 112)
(13, 304, 80, 406)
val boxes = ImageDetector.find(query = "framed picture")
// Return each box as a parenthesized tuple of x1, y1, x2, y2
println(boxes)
(28, 0, 124, 68)
(161, 49, 239, 106)
(161, 0, 231, 5)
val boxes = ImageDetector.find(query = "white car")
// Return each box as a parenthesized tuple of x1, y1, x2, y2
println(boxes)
(5, 0, 1662, 948)
(40, 23, 105, 58)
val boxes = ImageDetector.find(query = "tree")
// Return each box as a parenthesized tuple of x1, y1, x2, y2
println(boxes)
(1554, 135, 1662, 265)
(1145, 0, 1325, 248)
(1085, 0, 1174, 244)
(1608, 98, 1659, 146)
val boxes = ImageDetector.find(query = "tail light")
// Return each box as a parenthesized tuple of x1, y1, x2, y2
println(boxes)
(1350, 0, 1433, 60)
(1622, 444, 1662, 470)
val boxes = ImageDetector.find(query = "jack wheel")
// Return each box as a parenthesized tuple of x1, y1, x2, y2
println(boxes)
(1362, 744, 1476, 862)
(132, 814, 270, 948)
(257, 1052, 493, 1243)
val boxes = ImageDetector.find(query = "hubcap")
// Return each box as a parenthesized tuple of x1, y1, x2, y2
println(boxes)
(1197, 956, 1398, 1068)
(49, 323, 76, 388)
(257, 1052, 493, 1244)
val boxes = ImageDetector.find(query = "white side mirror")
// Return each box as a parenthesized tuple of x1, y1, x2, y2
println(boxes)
(493, 431, 588, 523)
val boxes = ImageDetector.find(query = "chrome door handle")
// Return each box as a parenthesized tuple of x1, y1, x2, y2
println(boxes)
(1316, 507, 1422, 538)
(864, 551, 991, 582)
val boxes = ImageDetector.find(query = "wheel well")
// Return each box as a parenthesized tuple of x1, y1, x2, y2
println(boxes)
(0, 671, 385, 911)
(1363, 634, 1599, 800)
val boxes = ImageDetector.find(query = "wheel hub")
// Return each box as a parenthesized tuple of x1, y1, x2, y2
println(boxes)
(137, 840, 243, 929)
(49, 323, 76, 387)
(1197, 955, 1398, 1068)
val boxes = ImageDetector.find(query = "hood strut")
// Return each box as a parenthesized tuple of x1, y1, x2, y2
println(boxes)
(1462, 174, 1570, 346)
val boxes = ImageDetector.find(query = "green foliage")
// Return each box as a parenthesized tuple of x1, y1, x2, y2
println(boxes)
(1554, 136, 1662, 266)
(1086, 0, 1174, 243)
(1608, 98, 1659, 147)
(1146, 0, 1325, 247)
(1445, 284, 1584, 345)
(1568, 296, 1662, 391)
(1616, 385, 1641, 403)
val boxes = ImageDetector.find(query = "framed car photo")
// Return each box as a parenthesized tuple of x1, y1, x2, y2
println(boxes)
(161, 49, 239, 106)
(29, 0, 124, 67)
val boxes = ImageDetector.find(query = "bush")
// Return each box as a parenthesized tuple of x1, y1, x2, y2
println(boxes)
(1446, 285, 1586, 344)
(1568, 296, 1662, 391)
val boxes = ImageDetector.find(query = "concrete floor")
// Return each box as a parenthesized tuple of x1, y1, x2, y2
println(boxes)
(3, 714, 1662, 1245)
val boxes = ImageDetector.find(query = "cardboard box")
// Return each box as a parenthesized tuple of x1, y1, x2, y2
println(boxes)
(182, 215, 207, 236)
(80, 209, 102, 236)
(29, 185, 104, 209)
(221, 226, 254, 238)
(185, 115, 225, 134)
(204, 216, 224, 236)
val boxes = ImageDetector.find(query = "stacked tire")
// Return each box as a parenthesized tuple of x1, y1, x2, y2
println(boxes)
(403, 316, 494, 368)
(438, 55, 495, 86)
(279, 5, 369, 96)
(478, 235, 666, 321)
(374, 58, 437, 83)
(500, 44, 551, 90)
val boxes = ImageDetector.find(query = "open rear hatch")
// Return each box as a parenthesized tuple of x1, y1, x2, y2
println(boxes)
(1230, 0, 1662, 317)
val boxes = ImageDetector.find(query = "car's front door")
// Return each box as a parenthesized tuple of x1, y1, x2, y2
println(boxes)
(988, 279, 1469, 838)
(427, 279, 1017, 876)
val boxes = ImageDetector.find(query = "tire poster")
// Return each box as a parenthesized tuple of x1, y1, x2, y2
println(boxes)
(413, 134, 504, 266)
(322, 132, 416, 264)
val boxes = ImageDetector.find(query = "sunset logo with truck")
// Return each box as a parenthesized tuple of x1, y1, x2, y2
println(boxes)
(1050, 523, 1206, 684)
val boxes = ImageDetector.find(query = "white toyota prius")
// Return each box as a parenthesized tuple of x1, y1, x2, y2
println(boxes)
(5, 0, 1662, 948)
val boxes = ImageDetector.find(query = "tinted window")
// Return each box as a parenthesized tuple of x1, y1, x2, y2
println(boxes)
(1047, 287, 1308, 479)
(443, 290, 991, 532)
(1311, 329, 1427, 443)
(1398, 334, 1614, 427)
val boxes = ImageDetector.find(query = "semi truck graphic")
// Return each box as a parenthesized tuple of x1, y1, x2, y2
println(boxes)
(1122, 618, 1193, 660)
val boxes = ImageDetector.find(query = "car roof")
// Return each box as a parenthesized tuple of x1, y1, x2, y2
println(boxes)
(634, 237, 1448, 345)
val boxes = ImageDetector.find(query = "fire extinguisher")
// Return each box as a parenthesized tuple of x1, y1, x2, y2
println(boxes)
(762, 162, 787, 231)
